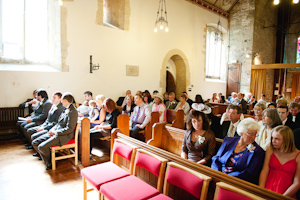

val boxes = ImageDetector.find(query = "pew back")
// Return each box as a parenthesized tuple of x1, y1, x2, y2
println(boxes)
(166, 109, 184, 129)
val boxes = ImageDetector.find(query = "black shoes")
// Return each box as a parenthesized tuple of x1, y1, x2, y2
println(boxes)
(46, 162, 52, 170)
(25, 143, 31, 147)
(33, 153, 40, 157)
(26, 145, 33, 150)
(38, 157, 42, 161)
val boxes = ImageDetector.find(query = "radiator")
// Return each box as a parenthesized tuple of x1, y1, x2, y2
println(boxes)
(0, 107, 25, 131)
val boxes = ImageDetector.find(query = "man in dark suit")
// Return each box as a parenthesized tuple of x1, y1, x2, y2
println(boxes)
(26, 92, 65, 152)
(165, 92, 178, 109)
(183, 91, 193, 107)
(238, 93, 247, 114)
(288, 102, 300, 125)
(17, 89, 52, 142)
(32, 93, 78, 170)
(116, 90, 131, 106)
(278, 105, 300, 131)
(18, 89, 38, 116)
(219, 105, 242, 139)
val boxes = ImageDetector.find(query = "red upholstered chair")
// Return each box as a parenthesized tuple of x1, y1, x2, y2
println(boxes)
(147, 194, 173, 200)
(163, 162, 212, 200)
(100, 149, 168, 200)
(81, 139, 137, 200)
(214, 182, 266, 200)
(51, 122, 80, 170)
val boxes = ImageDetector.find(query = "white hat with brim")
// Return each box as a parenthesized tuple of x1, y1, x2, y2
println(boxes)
(191, 103, 212, 114)
(153, 94, 164, 103)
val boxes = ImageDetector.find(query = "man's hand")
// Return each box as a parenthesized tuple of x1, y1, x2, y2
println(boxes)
(136, 125, 142, 129)
(95, 125, 102, 130)
(26, 117, 32, 123)
(28, 100, 36, 105)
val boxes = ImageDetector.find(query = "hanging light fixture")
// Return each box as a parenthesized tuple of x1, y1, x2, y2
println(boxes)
(58, 0, 63, 6)
(274, 0, 299, 4)
(154, 0, 169, 32)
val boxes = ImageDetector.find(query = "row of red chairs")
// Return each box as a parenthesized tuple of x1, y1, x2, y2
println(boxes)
(81, 139, 265, 200)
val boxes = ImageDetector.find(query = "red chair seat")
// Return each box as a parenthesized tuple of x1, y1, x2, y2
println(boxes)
(148, 194, 173, 200)
(81, 162, 130, 190)
(52, 139, 75, 147)
(100, 175, 159, 200)
(217, 188, 253, 200)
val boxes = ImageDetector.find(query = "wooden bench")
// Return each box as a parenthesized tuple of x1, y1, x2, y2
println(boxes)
(110, 129, 293, 200)
(166, 109, 184, 129)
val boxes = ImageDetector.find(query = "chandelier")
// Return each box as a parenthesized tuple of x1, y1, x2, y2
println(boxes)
(154, 0, 169, 32)
(274, 0, 299, 4)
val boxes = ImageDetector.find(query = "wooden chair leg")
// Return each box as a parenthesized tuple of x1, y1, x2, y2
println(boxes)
(83, 178, 87, 200)
(75, 146, 78, 166)
(51, 148, 56, 170)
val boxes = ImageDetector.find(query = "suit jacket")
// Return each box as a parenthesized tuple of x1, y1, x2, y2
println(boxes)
(211, 137, 265, 184)
(209, 115, 221, 139)
(293, 128, 300, 150)
(41, 103, 65, 131)
(239, 99, 247, 114)
(19, 98, 34, 115)
(52, 104, 78, 146)
(285, 118, 300, 131)
(288, 112, 300, 125)
(31, 98, 52, 123)
(116, 96, 125, 106)
(219, 121, 239, 139)
(165, 100, 178, 109)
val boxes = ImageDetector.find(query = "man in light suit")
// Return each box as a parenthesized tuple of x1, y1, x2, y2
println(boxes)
(26, 92, 65, 154)
(17, 89, 52, 143)
(32, 93, 78, 170)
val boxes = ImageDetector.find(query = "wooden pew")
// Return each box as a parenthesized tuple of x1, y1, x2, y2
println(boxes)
(166, 109, 184, 129)
(110, 128, 293, 200)
(209, 103, 229, 115)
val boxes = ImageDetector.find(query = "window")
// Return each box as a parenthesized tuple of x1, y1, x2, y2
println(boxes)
(205, 26, 226, 80)
(297, 36, 300, 64)
(0, 0, 61, 70)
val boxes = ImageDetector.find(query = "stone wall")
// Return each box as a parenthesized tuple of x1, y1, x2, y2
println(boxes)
(228, 0, 255, 94)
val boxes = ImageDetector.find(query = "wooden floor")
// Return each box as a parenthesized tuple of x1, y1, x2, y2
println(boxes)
(0, 139, 110, 200)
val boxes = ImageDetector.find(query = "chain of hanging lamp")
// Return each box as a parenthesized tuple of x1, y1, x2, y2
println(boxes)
(154, 0, 169, 32)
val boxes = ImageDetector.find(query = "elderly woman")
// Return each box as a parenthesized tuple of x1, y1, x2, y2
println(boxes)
(211, 118, 265, 184)
(255, 108, 282, 150)
(122, 95, 135, 116)
(175, 94, 190, 121)
(152, 94, 167, 122)
(90, 98, 120, 154)
(181, 110, 216, 165)
(90, 95, 106, 128)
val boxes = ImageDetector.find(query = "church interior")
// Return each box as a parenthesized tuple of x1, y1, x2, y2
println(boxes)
(1, 0, 300, 199)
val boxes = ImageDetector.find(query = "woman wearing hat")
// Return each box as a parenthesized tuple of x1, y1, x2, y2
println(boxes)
(181, 109, 216, 166)
(152, 94, 167, 122)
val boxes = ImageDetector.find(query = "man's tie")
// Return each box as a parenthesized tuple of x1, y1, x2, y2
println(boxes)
(133, 106, 140, 126)
(228, 124, 235, 137)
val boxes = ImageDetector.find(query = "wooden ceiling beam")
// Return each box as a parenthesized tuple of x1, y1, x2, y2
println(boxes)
(185, 0, 229, 18)
(252, 63, 300, 70)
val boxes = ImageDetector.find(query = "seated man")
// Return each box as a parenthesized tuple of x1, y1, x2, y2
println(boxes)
(19, 89, 39, 116)
(218, 105, 242, 139)
(238, 93, 247, 114)
(165, 92, 178, 109)
(288, 102, 300, 125)
(228, 92, 237, 103)
(183, 91, 193, 107)
(26, 92, 65, 152)
(116, 90, 131, 107)
(17, 89, 52, 142)
(78, 91, 93, 117)
(32, 93, 78, 170)
(277, 105, 300, 131)
(129, 94, 151, 142)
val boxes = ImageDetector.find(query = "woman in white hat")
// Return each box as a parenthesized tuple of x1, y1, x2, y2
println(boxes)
(152, 94, 167, 122)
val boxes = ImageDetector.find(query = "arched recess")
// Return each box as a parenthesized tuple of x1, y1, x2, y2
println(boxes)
(160, 49, 191, 99)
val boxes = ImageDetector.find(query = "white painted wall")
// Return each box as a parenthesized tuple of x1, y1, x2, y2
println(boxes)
(0, 0, 228, 107)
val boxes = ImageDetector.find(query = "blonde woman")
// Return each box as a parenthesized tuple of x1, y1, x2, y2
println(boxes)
(259, 126, 300, 198)
(175, 94, 190, 122)
(122, 95, 135, 116)
(90, 95, 106, 126)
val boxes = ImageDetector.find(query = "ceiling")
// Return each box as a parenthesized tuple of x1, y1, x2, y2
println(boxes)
(185, 0, 240, 18)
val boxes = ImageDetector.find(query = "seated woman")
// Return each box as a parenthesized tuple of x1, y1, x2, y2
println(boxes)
(252, 103, 266, 126)
(211, 118, 265, 184)
(152, 94, 167, 123)
(88, 100, 99, 124)
(143, 93, 153, 110)
(219, 95, 226, 103)
(175, 94, 190, 122)
(89, 98, 120, 154)
(122, 95, 135, 116)
(209, 93, 218, 103)
(90, 95, 106, 128)
(259, 125, 300, 198)
(255, 108, 282, 150)
(181, 110, 216, 165)
(194, 94, 204, 104)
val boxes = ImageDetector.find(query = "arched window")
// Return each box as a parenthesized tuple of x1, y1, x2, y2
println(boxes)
(205, 26, 226, 80)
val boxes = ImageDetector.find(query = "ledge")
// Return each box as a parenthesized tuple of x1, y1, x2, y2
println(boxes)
(0, 64, 60, 72)
(205, 78, 226, 83)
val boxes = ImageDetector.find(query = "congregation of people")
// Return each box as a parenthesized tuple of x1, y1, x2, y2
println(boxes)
(16, 88, 300, 198)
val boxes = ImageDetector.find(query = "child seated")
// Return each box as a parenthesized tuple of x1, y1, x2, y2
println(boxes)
(88, 100, 99, 121)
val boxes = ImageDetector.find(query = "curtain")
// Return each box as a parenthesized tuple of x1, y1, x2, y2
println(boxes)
(250, 69, 266, 99)
(292, 73, 300, 99)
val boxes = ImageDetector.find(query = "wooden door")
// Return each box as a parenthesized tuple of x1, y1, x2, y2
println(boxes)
(226, 63, 241, 98)
(166, 71, 176, 93)
(292, 73, 300, 99)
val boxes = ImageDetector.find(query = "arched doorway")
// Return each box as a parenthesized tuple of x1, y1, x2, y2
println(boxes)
(166, 71, 176, 93)
(160, 49, 190, 99)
